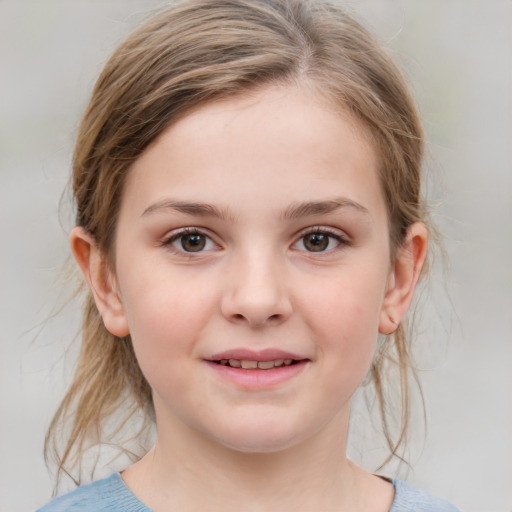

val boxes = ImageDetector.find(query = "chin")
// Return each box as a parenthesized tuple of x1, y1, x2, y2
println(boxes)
(218, 436, 301, 455)
(207, 418, 310, 455)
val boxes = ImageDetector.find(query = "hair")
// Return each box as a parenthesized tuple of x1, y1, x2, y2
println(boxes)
(46, 0, 429, 484)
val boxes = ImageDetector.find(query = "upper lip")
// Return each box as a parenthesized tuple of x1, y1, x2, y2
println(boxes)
(208, 348, 308, 362)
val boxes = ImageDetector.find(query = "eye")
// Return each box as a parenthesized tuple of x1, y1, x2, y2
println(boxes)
(165, 229, 217, 253)
(293, 229, 346, 253)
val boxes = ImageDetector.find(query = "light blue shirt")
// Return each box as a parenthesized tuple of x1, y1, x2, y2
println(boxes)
(37, 472, 461, 511)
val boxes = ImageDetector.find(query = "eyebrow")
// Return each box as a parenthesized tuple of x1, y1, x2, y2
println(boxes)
(141, 199, 233, 221)
(141, 197, 370, 221)
(282, 198, 371, 220)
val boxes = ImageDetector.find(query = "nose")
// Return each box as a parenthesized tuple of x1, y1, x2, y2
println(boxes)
(220, 250, 292, 328)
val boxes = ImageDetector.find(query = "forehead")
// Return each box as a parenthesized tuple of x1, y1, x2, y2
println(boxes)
(123, 85, 384, 220)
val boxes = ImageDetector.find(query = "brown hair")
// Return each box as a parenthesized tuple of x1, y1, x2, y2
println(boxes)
(46, 0, 428, 483)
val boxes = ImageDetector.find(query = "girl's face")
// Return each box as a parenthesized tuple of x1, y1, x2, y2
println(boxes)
(95, 86, 412, 453)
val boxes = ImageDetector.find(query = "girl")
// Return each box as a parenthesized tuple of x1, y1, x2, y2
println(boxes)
(38, 0, 460, 510)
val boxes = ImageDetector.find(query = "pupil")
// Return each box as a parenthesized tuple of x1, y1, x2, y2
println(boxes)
(305, 233, 328, 252)
(181, 234, 205, 252)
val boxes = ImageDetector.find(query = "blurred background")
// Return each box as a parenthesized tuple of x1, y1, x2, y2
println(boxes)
(0, 1, 510, 511)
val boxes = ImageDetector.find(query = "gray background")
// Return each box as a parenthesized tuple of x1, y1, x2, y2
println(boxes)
(1, 1, 511, 511)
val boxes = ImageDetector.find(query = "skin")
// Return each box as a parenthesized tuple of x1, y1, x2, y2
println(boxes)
(71, 85, 427, 511)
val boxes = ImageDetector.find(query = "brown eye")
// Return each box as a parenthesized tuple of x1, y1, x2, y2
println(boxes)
(293, 230, 344, 253)
(302, 233, 330, 252)
(167, 230, 216, 253)
(180, 233, 206, 252)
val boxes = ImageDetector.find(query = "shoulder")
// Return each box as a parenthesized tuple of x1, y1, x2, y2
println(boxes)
(390, 479, 461, 512)
(36, 473, 151, 512)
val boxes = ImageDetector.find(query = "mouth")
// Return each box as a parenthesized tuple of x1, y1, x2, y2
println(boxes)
(206, 349, 309, 387)
(211, 358, 304, 370)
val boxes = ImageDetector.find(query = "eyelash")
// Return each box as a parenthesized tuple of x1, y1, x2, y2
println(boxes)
(162, 226, 349, 255)
(293, 226, 350, 254)
(162, 228, 218, 254)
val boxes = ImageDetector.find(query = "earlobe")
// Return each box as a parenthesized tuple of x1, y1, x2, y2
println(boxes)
(70, 226, 130, 337)
(379, 222, 428, 335)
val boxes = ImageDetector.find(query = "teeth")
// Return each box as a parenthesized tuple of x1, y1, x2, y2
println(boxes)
(257, 361, 275, 370)
(219, 359, 297, 369)
(240, 360, 258, 369)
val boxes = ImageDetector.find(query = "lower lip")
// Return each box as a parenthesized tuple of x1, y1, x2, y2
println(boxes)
(205, 361, 309, 388)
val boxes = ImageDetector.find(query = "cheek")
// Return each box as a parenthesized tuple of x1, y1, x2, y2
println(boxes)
(305, 265, 386, 335)
(118, 267, 217, 385)
(300, 265, 387, 382)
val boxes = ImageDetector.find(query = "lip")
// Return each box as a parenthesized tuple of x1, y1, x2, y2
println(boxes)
(206, 348, 310, 389)
(208, 348, 305, 362)
(206, 360, 309, 388)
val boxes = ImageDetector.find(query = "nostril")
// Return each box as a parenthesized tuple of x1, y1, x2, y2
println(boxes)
(229, 312, 284, 326)
(221, 291, 292, 327)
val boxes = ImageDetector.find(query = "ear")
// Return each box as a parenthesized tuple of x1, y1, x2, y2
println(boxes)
(70, 226, 130, 337)
(379, 222, 428, 334)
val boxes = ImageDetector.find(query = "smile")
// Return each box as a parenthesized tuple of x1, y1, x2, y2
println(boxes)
(206, 350, 309, 388)
(206, 349, 310, 387)
(215, 359, 296, 369)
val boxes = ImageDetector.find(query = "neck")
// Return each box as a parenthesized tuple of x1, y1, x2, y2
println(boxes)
(122, 407, 381, 512)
